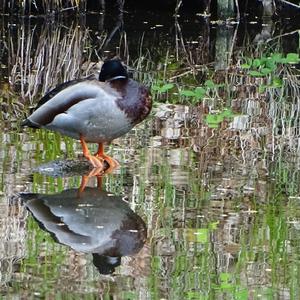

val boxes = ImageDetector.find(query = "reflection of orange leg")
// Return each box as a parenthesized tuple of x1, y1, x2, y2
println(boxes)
(96, 175, 103, 189)
(80, 135, 104, 168)
(95, 143, 119, 171)
(78, 168, 103, 194)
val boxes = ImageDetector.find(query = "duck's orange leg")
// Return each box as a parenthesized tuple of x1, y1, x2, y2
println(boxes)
(80, 135, 104, 168)
(95, 143, 119, 171)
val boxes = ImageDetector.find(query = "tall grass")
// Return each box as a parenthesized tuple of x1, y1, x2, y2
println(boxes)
(7, 20, 101, 104)
(1, 0, 87, 15)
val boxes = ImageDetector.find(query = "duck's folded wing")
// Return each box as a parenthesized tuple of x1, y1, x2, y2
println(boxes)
(22, 80, 114, 128)
(34, 75, 96, 111)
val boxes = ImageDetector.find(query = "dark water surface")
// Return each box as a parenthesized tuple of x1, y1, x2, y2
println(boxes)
(0, 7, 300, 300)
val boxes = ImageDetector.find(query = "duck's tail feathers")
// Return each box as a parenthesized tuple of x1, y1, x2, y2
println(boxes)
(21, 118, 41, 129)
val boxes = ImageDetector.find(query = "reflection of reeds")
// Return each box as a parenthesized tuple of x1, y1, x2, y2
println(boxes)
(0, 201, 27, 287)
(8, 21, 95, 103)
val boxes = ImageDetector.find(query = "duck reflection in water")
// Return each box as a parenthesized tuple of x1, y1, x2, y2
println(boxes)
(21, 182, 147, 275)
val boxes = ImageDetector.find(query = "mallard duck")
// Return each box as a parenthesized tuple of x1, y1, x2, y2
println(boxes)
(22, 59, 152, 170)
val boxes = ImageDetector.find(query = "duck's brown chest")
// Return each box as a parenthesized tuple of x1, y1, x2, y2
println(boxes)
(114, 79, 152, 125)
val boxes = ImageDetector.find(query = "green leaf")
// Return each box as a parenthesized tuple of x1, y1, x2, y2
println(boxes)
(180, 90, 195, 97)
(204, 80, 215, 88)
(168, 62, 180, 70)
(191, 98, 202, 105)
(220, 272, 230, 282)
(252, 58, 262, 68)
(205, 115, 224, 129)
(152, 82, 174, 93)
(209, 221, 219, 230)
(259, 84, 267, 93)
(271, 53, 283, 62)
(286, 53, 300, 63)
(261, 67, 272, 75)
(194, 87, 206, 99)
(194, 228, 208, 243)
(260, 57, 268, 65)
(221, 109, 234, 118)
(235, 289, 248, 300)
(220, 283, 234, 290)
(206, 114, 223, 124)
(160, 83, 174, 92)
(186, 291, 208, 300)
(278, 58, 288, 64)
(151, 85, 161, 91)
(249, 70, 263, 77)
(272, 77, 283, 87)
(265, 60, 277, 70)
(241, 64, 251, 69)
(207, 123, 219, 128)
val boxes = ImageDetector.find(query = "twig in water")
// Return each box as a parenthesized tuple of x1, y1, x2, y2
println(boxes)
(235, 0, 240, 20)
(278, 0, 300, 9)
(168, 69, 194, 81)
(174, 0, 182, 16)
(266, 29, 300, 43)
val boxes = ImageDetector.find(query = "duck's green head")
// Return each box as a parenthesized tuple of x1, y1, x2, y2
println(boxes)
(99, 59, 128, 82)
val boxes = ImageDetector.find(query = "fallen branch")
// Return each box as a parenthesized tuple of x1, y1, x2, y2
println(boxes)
(278, 0, 300, 9)
(266, 29, 300, 43)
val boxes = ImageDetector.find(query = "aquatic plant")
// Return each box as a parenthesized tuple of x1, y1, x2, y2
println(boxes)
(151, 79, 224, 105)
(241, 52, 300, 76)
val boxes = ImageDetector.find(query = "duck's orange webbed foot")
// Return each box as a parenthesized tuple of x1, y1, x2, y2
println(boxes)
(80, 135, 105, 169)
(95, 143, 119, 172)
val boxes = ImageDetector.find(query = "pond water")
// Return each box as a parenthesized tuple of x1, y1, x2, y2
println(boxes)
(0, 6, 300, 300)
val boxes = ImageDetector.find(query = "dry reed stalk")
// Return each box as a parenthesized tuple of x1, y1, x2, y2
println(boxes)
(1, 0, 87, 14)
(8, 21, 94, 103)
